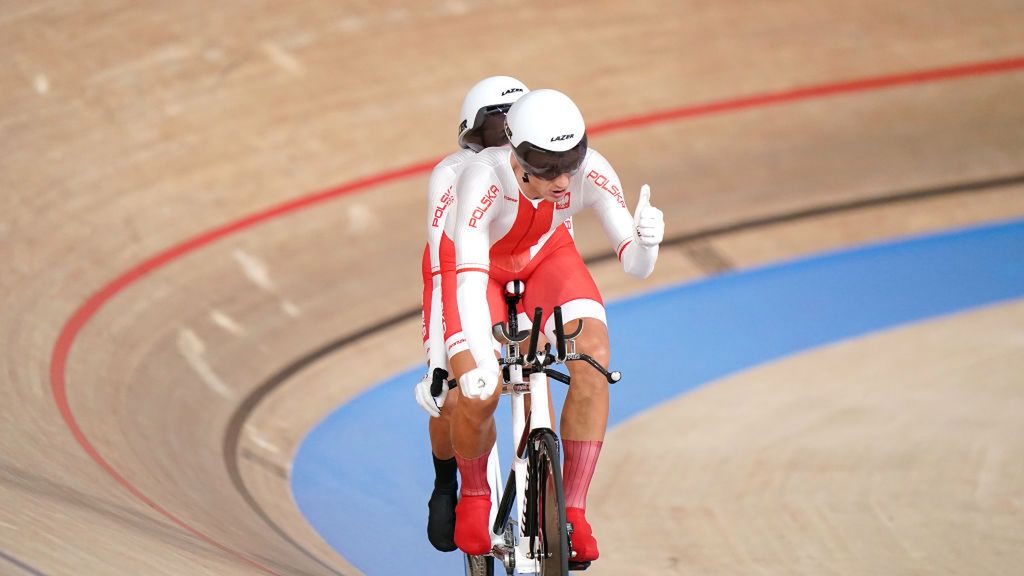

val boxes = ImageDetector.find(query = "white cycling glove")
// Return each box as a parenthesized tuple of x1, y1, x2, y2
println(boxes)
(634, 184, 664, 248)
(459, 367, 500, 401)
(414, 367, 450, 418)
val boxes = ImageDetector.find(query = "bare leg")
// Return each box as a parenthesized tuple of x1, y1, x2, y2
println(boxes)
(426, 378, 462, 552)
(560, 319, 610, 442)
(451, 350, 500, 459)
(558, 317, 609, 562)
(428, 385, 459, 459)
(449, 348, 502, 554)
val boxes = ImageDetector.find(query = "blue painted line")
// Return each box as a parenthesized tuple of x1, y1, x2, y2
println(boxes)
(292, 218, 1024, 575)
(0, 550, 49, 576)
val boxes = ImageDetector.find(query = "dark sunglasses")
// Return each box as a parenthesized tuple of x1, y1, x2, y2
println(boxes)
(461, 104, 514, 152)
(511, 133, 588, 180)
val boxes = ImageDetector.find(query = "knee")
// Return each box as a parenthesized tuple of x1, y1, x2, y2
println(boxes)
(557, 319, 608, 363)
(456, 392, 499, 426)
(568, 329, 611, 388)
(441, 386, 460, 414)
(577, 333, 610, 367)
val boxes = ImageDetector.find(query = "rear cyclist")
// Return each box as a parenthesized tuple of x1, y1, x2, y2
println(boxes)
(448, 89, 665, 562)
(413, 75, 529, 552)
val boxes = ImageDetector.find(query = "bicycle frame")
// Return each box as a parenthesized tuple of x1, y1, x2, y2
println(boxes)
(474, 281, 620, 576)
(482, 302, 547, 574)
(497, 353, 554, 573)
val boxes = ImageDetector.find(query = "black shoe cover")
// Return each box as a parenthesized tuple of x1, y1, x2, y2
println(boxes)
(427, 482, 458, 552)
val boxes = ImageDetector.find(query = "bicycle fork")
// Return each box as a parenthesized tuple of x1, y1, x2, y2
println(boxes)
(491, 362, 556, 573)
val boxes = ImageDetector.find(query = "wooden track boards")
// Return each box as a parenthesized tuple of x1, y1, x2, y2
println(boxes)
(2, 2, 1022, 574)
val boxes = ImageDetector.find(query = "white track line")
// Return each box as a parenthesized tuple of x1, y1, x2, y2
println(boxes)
(261, 42, 304, 76)
(177, 328, 234, 399)
(33, 74, 49, 95)
(246, 425, 282, 455)
(232, 249, 304, 317)
(209, 309, 247, 337)
(233, 249, 276, 292)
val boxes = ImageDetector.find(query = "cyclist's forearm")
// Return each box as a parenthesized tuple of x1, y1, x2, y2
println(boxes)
(620, 240, 659, 278)
(456, 270, 500, 373)
(426, 278, 448, 371)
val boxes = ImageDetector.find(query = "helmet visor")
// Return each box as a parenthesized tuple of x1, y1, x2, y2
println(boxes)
(512, 133, 588, 180)
(461, 103, 513, 152)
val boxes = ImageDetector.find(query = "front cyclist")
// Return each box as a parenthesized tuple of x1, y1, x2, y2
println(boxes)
(449, 89, 666, 561)
(413, 75, 529, 552)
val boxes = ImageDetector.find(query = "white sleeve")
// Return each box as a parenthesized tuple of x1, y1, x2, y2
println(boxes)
(425, 165, 456, 371)
(583, 151, 659, 279)
(454, 164, 501, 374)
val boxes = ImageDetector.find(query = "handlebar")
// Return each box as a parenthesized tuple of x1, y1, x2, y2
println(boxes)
(495, 286, 622, 386)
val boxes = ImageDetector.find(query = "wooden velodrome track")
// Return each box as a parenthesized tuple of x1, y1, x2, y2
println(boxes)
(3, 2, 1023, 575)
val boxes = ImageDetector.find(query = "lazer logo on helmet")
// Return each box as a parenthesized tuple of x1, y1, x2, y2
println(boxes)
(469, 185, 500, 227)
(586, 170, 626, 208)
(431, 186, 455, 228)
(501, 88, 524, 96)
(550, 133, 575, 142)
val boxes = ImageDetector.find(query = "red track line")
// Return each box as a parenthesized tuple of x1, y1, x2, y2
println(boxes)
(589, 56, 1024, 134)
(48, 55, 1024, 574)
(48, 160, 440, 576)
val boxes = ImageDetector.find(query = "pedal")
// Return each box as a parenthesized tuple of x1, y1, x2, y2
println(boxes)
(566, 523, 590, 571)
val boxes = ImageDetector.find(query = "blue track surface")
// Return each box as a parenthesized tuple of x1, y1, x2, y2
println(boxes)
(292, 219, 1024, 575)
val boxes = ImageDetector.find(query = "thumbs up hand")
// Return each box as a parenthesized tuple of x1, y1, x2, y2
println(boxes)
(634, 184, 664, 248)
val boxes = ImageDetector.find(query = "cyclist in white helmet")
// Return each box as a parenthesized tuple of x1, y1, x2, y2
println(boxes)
(414, 75, 529, 552)
(446, 89, 666, 562)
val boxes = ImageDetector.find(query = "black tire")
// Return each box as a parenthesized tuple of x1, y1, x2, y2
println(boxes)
(528, 430, 569, 576)
(464, 553, 494, 576)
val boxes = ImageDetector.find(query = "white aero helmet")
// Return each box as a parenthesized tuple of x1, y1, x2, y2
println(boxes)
(458, 75, 529, 151)
(504, 89, 588, 180)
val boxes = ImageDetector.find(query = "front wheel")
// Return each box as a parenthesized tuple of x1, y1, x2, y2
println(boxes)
(527, 429, 569, 576)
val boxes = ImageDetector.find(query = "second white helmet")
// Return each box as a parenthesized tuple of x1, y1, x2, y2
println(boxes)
(458, 76, 529, 151)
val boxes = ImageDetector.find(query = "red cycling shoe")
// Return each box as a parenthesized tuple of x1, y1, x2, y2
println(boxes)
(566, 507, 599, 562)
(454, 495, 492, 555)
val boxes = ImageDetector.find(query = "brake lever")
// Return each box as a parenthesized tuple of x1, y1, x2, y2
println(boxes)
(429, 367, 456, 397)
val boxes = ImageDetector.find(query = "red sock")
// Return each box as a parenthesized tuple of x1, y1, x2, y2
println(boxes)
(455, 451, 490, 497)
(562, 440, 602, 509)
